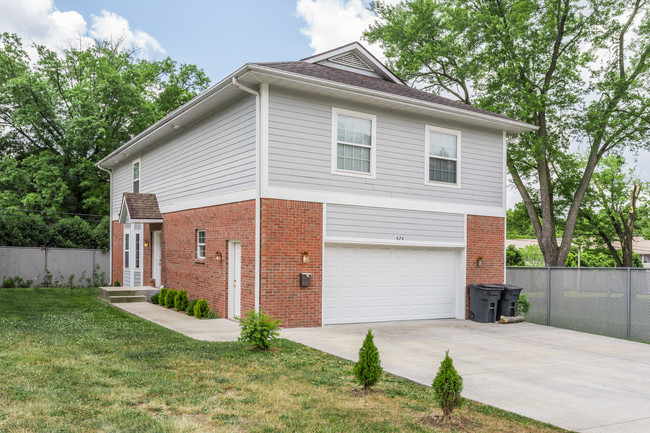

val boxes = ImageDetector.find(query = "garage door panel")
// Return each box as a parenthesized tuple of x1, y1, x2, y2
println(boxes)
(323, 244, 458, 324)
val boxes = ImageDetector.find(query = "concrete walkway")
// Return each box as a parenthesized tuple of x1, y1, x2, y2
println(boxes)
(112, 302, 240, 341)
(113, 302, 650, 433)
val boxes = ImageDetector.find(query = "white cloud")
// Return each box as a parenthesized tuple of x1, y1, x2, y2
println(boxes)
(296, 0, 400, 59)
(0, 0, 163, 58)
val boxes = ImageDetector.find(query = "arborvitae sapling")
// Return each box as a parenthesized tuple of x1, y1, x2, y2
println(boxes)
(353, 329, 383, 390)
(432, 350, 463, 419)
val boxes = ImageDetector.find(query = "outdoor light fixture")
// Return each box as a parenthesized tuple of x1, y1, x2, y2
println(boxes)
(302, 251, 309, 264)
(144, 240, 150, 248)
(215, 251, 223, 263)
(476, 256, 483, 267)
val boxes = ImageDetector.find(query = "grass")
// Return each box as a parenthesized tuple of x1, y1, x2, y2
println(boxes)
(0, 288, 569, 432)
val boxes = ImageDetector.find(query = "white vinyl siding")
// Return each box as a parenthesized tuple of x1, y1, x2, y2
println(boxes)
(267, 88, 504, 207)
(326, 204, 465, 244)
(111, 96, 257, 219)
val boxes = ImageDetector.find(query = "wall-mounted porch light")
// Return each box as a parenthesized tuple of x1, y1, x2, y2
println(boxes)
(215, 251, 223, 263)
(302, 251, 309, 264)
(476, 256, 483, 267)
(144, 239, 150, 248)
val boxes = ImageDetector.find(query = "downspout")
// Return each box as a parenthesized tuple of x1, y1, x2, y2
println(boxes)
(233, 77, 262, 312)
(96, 164, 112, 285)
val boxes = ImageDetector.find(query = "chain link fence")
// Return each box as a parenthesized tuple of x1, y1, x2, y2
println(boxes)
(507, 267, 650, 341)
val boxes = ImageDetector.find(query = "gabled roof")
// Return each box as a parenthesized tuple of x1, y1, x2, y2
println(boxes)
(119, 193, 163, 224)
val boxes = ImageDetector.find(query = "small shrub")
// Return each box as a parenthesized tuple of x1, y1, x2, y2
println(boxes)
(186, 299, 198, 316)
(165, 289, 177, 308)
(1, 278, 13, 289)
(2, 276, 32, 288)
(113, 280, 121, 287)
(194, 299, 209, 318)
(159, 288, 167, 305)
(353, 329, 383, 389)
(206, 311, 219, 319)
(516, 294, 531, 316)
(174, 290, 189, 311)
(151, 293, 159, 305)
(432, 350, 463, 420)
(237, 309, 281, 350)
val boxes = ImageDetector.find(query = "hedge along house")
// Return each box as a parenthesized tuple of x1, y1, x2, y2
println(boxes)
(97, 43, 536, 328)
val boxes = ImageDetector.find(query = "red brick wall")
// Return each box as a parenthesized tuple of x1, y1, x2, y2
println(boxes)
(111, 221, 123, 285)
(161, 200, 256, 317)
(466, 214, 505, 317)
(260, 199, 323, 328)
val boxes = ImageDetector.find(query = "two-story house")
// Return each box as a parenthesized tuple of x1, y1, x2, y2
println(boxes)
(97, 43, 536, 327)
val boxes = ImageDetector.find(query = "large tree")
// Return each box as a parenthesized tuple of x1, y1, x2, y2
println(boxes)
(365, 0, 650, 266)
(0, 33, 210, 215)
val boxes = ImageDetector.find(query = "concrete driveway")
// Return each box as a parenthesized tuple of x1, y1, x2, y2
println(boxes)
(282, 320, 650, 433)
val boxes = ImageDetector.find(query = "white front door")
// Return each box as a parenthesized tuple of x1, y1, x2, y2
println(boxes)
(228, 240, 242, 319)
(323, 244, 459, 324)
(152, 231, 162, 287)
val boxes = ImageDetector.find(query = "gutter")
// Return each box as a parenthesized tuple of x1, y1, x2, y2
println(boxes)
(232, 77, 262, 314)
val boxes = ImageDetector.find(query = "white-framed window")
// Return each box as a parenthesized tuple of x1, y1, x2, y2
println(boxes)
(124, 232, 130, 269)
(132, 159, 140, 193)
(135, 233, 141, 269)
(196, 229, 206, 259)
(425, 125, 461, 187)
(331, 107, 376, 178)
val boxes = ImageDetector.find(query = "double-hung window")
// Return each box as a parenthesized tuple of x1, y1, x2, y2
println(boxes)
(425, 126, 461, 186)
(196, 230, 206, 259)
(332, 108, 376, 178)
(132, 160, 140, 193)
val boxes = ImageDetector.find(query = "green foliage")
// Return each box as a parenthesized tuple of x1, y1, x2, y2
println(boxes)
(186, 299, 198, 316)
(516, 295, 531, 317)
(353, 329, 383, 389)
(165, 289, 177, 308)
(159, 288, 167, 304)
(506, 203, 538, 239)
(112, 280, 121, 287)
(506, 245, 524, 266)
(2, 276, 32, 288)
(150, 293, 159, 305)
(236, 310, 281, 350)
(0, 33, 210, 217)
(193, 299, 209, 318)
(432, 350, 463, 419)
(51, 217, 94, 249)
(174, 290, 189, 311)
(92, 217, 110, 252)
(519, 245, 545, 267)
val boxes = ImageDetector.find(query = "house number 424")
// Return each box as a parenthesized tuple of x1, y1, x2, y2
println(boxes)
(396, 235, 405, 240)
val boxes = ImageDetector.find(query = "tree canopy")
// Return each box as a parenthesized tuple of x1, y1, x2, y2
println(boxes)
(0, 33, 210, 217)
(366, 0, 650, 266)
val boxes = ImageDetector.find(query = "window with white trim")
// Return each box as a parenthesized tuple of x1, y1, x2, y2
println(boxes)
(132, 160, 140, 193)
(196, 229, 205, 259)
(426, 126, 461, 186)
(332, 108, 376, 177)
(135, 233, 141, 269)
(124, 232, 130, 269)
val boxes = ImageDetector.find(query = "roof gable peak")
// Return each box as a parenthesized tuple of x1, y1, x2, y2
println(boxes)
(301, 42, 404, 84)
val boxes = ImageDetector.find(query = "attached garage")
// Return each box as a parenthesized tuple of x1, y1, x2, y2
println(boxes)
(323, 244, 461, 324)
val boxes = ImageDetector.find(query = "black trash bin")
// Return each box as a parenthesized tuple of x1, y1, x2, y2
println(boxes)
(469, 284, 504, 323)
(497, 284, 523, 318)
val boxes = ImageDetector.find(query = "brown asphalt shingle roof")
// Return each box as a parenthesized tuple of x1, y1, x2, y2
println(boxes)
(254, 61, 517, 123)
(123, 193, 162, 220)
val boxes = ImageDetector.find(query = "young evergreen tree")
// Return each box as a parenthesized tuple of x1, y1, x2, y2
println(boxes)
(353, 329, 383, 390)
(432, 350, 463, 420)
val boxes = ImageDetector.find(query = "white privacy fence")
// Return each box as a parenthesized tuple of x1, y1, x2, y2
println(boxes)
(0, 246, 109, 287)
(507, 266, 650, 341)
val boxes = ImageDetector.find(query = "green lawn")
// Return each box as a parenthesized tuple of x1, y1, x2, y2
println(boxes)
(0, 288, 568, 432)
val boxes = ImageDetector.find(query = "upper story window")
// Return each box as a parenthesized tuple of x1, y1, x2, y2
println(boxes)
(425, 126, 461, 187)
(196, 229, 206, 259)
(332, 108, 376, 178)
(132, 160, 140, 193)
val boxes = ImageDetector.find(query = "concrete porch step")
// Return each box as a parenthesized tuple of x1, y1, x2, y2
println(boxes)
(109, 295, 148, 303)
(99, 286, 159, 304)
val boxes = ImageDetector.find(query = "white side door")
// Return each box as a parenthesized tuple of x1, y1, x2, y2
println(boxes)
(228, 240, 242, 318)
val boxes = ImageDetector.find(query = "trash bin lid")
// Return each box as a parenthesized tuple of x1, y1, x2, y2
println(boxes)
(469, 284, 504, 291)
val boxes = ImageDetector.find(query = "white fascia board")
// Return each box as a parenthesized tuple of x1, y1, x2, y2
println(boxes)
(248, 65, 537, 135)
(264, 186, 506, 218)
(97, 64, 251, 170)
(128, 219, 164, 224)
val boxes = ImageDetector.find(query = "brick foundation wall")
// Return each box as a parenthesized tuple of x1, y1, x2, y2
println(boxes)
(111, 221, 123, 285)
(466, 214, 505, 318)
(161, 200, 256, 317)
(260, 199, 323, 328)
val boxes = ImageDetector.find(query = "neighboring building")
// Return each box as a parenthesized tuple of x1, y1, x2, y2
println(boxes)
(98, 43, 536, 327)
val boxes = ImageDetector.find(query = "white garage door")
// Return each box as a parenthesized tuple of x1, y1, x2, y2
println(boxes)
(323, 244, 458, 324)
